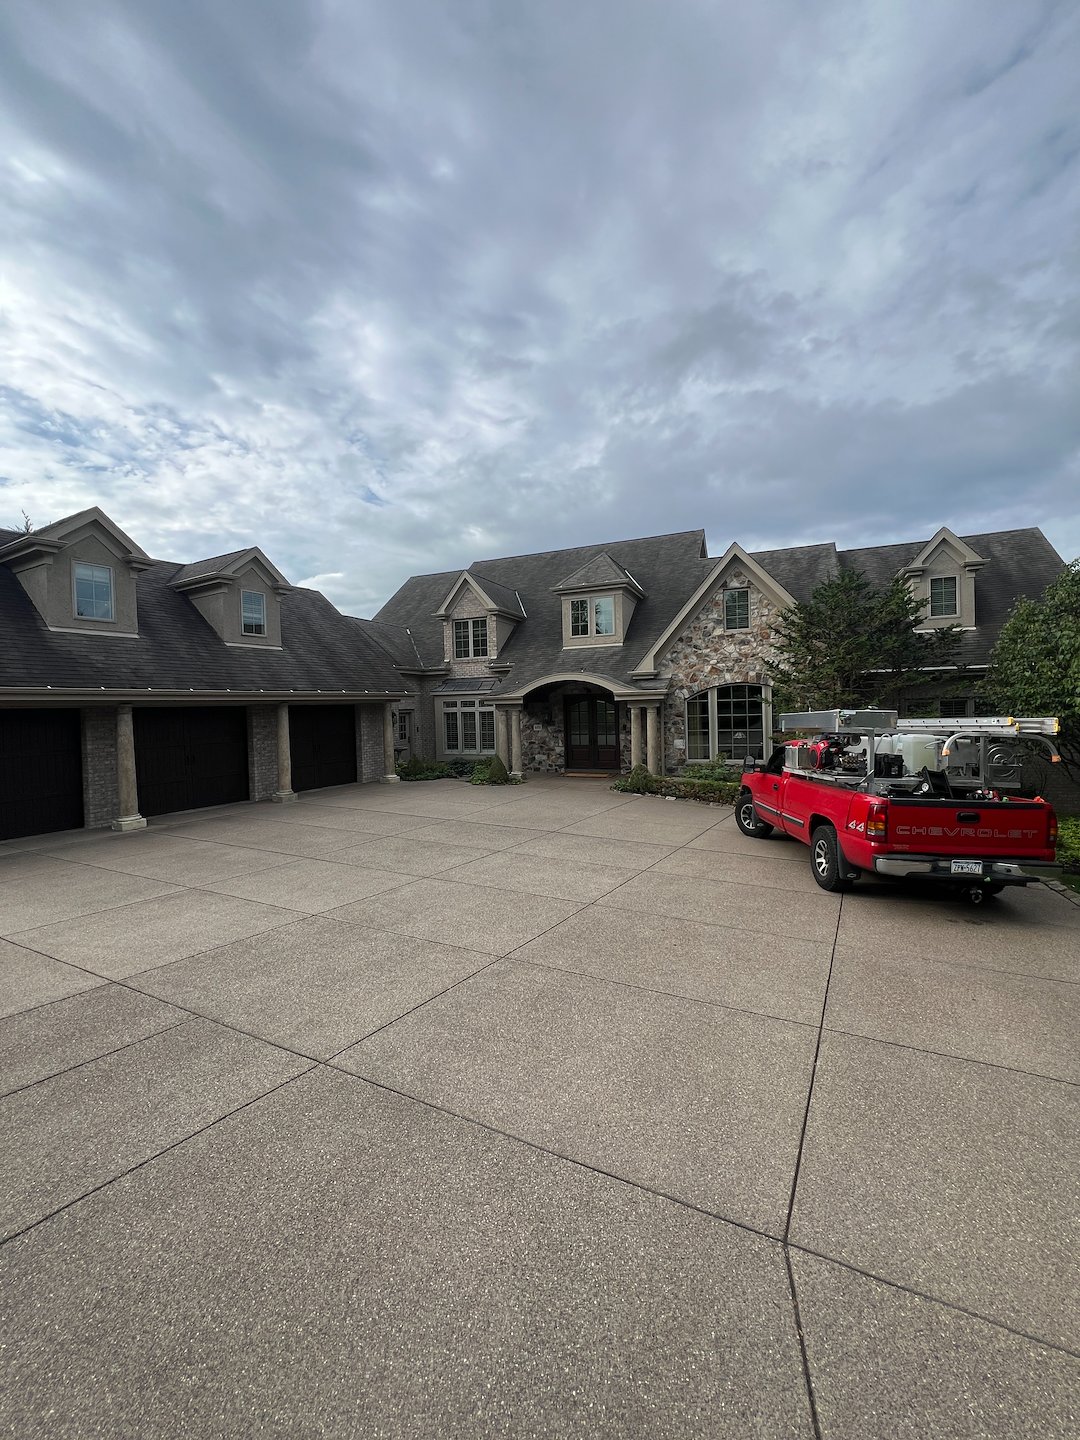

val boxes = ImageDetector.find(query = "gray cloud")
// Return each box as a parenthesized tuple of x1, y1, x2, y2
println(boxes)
(1, 0, 1078, 614)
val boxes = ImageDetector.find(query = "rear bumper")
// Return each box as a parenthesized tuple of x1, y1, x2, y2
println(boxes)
(872, 856, 1055, 885)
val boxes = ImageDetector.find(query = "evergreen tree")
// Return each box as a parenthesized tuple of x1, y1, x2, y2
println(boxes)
(983, 559, 1080, 777)
(766, 569, 961, 713)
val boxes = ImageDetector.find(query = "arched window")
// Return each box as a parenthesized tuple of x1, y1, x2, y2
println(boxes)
(685, 685, 766, 762)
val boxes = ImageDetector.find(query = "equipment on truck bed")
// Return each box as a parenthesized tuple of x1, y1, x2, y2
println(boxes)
(775, 711, 1060, 796)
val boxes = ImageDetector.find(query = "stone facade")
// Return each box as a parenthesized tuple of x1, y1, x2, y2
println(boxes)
(656, 568, 785, 771)
(520, 687, 633, 773)
(247, 704, 278, 801)
(81, 707, 119, 829)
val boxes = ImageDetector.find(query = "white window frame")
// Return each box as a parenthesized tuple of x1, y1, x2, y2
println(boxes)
(241, 589, 267, 636)
(72, 562, 115, 622)
(442, 699, 497, 755)
(453, 617, 489, 658)
(723, 588, 750, 630)
(929, 576, 958, 617)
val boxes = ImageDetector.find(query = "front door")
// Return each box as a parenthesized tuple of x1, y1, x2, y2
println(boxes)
(564, 697, 620, 770)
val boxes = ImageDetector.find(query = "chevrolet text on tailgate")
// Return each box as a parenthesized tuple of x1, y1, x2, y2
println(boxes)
(739, 710, 1060, 905)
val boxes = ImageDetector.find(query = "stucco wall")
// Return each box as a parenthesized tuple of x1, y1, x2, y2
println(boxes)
(655, 568, 784, 770)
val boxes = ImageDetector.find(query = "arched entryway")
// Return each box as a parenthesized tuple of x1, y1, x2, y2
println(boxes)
(508, 674, 662, 775)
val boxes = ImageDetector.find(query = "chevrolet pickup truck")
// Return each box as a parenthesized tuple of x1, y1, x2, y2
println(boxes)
(737, 736, 1059, 903)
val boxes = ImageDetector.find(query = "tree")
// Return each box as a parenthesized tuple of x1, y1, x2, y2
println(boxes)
(983, 559, 1080, 778)
(766, 569, 962, 713)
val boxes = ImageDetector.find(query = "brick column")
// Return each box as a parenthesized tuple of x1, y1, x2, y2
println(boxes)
(630, 706, 643, 769)
(272, 702, 297, 803)
(510, 707, 523, 777)
(111, 704, 147, 831)
(645, 704, 660, 775)
(381, 702, 400, 781)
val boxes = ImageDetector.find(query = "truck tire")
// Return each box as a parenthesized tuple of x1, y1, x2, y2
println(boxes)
(735, 789, 773, 837)
(810, 825, 853, 892)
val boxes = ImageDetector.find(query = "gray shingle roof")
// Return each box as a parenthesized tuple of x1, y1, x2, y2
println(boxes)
(838, 528, 1063, 666)
(552, 552, 641, 593)
(376, 530, 709, 691)
(172, 550, 259, 584)
(0, 560, 407, 697)
(467, 572, 527, 616)
(373, 525, 1061, 692)
(748, 543, 839, 604)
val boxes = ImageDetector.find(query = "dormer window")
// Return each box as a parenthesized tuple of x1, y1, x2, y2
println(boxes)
(74, 563, 115, 621)
(241, 589, 267, 636)
(570, 596, 615, 638)
(724, 588, 750, 630)
(929, 576, 958, 617)
(454, 618, 488, 658)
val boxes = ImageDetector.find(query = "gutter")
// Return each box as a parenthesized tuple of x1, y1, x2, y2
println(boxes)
(0, 687, 411, 706)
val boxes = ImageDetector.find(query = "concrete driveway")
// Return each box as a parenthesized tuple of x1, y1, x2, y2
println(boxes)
(1, 776, 1077, 1438)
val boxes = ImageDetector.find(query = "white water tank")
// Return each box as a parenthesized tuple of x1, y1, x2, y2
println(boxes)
(897, 734, 944, 775)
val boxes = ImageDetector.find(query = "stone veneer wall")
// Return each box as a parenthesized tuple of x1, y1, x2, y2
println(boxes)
(655, 568, 785, 771)
(520, 687, 632, 772)
(81, 707, 120, 828)
(247, 704, 278, 801)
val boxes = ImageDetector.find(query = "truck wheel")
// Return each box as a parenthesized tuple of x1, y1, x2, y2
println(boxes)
(810, 825, 852, 893)
(735, 790, 773, 838)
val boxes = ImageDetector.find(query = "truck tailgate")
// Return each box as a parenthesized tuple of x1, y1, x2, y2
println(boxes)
(884, 799, 1054, 857)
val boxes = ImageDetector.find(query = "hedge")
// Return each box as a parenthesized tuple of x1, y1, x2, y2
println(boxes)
(611, 764, 740, 806)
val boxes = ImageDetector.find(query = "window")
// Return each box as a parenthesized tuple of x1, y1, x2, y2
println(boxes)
(453, 618, 488, 658)
(929, 576, 958, 616)
(73, 563, 114, 620)
(724, 588, 750, 630)
(241, 590, 267, 636)
(443, 699, 496, 754)
(685, 685, 765, 761)
(395, 710, 411, 744)
(567, 595, 617, 640)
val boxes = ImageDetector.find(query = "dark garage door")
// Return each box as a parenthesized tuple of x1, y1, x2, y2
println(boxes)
(0, 709, 83, 841)
(134, 707, 249, 818)
(289, 705, 357, 792)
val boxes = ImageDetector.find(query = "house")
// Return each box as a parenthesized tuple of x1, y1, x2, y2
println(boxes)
(0, 507, 408, 843)
(373, 525, 1065, 777)
(0, 508, 1063, 844)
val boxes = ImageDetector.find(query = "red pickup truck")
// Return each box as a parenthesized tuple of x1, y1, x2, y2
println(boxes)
(737, 743, 1058, 903)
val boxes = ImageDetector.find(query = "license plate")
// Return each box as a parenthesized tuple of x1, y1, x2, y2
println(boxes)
(950, 860, 984, 875)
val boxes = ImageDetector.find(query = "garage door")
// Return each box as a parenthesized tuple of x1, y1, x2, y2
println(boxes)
(289, 705, 357, 792)
(134, 707, 249, 818)
(0, 709, 84, 841)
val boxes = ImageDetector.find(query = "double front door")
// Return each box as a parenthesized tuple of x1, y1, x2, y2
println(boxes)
(564, 697, 620, 770)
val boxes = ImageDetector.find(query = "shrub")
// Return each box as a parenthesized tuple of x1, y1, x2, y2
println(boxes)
(611, 767, 739, 806)
(471, 753, 512, 785)
(396, 756, 454, 782)
(612, 764, 654, 794)
(1058, 816, 1080, 872)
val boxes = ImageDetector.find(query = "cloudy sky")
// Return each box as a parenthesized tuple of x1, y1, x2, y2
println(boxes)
(1, 0, 1078, 614)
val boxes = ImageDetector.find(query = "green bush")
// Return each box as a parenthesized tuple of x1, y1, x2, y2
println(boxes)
(1058, 816, 1080, 871)
(396, 756, 454, 782)
(470, 753, 513, 785)
(680, 759, 744, 783)
(611, 764, 654, 794)
(611, 767, 739, 806)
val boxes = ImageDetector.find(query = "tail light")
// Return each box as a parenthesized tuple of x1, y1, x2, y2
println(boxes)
(866, 803, 887, 839)
(1048, 812, 1058, 846)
